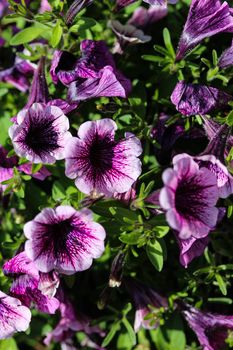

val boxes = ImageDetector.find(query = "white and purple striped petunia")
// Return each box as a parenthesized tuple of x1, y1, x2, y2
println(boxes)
(64, 118, 142, 196)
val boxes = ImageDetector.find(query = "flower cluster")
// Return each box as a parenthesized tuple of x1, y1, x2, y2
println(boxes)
(1, 0, 233, 349)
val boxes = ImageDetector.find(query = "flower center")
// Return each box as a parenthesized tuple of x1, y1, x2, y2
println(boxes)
(24, 118, 59, 155)
(88, 135, 115, 171)
(175, 177, 206, 219)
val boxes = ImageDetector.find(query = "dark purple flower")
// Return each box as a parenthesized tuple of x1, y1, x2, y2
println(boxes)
(176, 0, 233, 60)
(171, 81, 232, 116)
(125, 278, 168, 332)
(50, 40, 132, 100)
(64, 119, 142, 196)
(24, 206, 106, 274)
(159, 154, 219, 240)
(65, 0, 93, 25)
(0, 290, 31, 339)
(9, 103, 72, 164)
(3, 252, 60, 314)
(0, 145, 50, 192)
(180, 302, 233, 350)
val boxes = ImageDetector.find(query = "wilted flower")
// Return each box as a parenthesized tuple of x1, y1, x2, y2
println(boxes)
(3, 252, 60, 314)
(9, 102, 72, 164)
(0, 290, 31, 339)
(50, 40, 132, 100)
(179, 301, 233, 350)
(176, 0, 233, 60)
(159, 154, 219, 239)
(64, 118, 142, 196)
(171, 81, 232, 116)
(24, 206, 106, 274)
(125, 278, 168, 332)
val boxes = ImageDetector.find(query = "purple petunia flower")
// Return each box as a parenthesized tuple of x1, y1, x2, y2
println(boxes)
(125, 278, 167, 332)
(64, 119, 142, 196)
(171, 81, 232, 116)
(179, 302, 233, 350)
(24, 206, 106, 274)
(3, 252, 60, 314)
(0, 290, 31, 339)
(50, 40, 132, 101)
(176, 0, 233, 61)
(39, 0, 52, 12)
(159, 154, 219, 240)
(9, 103, 72, 164)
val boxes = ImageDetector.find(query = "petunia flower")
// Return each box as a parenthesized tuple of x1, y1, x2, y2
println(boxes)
(125, 278, 168, 332)
(159, 154, 219, 240)
(171, 81, 232, 116)
(64, 118, 142, 196)
(9, 102, 72, 164)
(176, 0, 233, 61)
(3, 252, 60, 314)
(24, 206, 106, 274)
(0, 145, 51, 192)
(39, 0, 52, 13)
(0, 290, 31, 339)
(50, 40, 132, 100)
(179, 301, 233, 350)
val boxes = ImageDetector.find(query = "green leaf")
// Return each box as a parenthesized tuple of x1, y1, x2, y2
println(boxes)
(215, 273, 227, 296)
(0, 338, 18, 350)
(142, 55, 163, 63)
(122, 318, 136, 346)
(102, 321, 121, 347)
(119, 232, 142, 245)
(52, 181, 66, 201)
(50, 21, 63, 48)
(146, 239, 164, 272)
(163, 28, 175, 58)
(152, 312, 186, 350)
(226, 110, 233, 126)
(10, 27, 46, 45)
